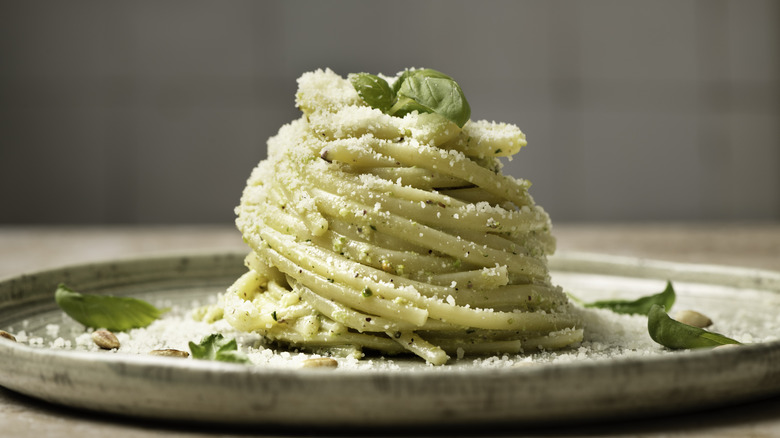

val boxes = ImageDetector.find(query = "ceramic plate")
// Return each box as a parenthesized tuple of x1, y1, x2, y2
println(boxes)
(1, 252, 779, 426)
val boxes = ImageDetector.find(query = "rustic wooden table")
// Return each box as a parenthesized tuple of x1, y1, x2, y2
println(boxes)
(1, 223, 778, 437)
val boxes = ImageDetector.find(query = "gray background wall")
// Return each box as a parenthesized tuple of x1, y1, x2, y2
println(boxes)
(1, 0, 778, 224)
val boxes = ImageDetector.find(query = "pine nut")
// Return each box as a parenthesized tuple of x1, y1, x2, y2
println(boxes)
(301, 357, 338, 368)
(92, 329, 120, 350)
(674, 310, 713, 328)
(149, 349, 189, 358)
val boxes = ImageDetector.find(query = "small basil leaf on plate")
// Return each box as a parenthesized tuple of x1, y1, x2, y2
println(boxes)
(54, 283, 165, 332)
(584, 281, 676, 315)
(189, 333, 250, 364)
(349, 73, 395, 113)
(648, 304, 741, 349)
(388, 68, 471, 128)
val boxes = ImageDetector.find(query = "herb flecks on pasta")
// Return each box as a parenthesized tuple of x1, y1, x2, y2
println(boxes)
(216, 68, 582, 365)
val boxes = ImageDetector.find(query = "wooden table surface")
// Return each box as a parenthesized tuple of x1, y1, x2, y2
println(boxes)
(0, 223, 779, 437)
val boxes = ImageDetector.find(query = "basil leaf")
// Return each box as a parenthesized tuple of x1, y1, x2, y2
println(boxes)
(54, 283, 165, 332)
(388, 68, 471, 128)
(648, 304, 741, 349)
(584, 281, 676, 315)
(349, 73, 395, 113)
(391, 69, 413, 94)
(189, 333, 250, 364)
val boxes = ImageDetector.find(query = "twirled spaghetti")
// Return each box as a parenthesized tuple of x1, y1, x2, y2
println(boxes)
(215, 68, 582, 365)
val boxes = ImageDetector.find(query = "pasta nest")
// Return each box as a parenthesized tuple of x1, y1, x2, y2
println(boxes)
(219, 69, 582, 365)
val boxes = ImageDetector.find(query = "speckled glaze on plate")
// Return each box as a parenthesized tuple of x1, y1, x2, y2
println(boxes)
(0, 252, 779, 426)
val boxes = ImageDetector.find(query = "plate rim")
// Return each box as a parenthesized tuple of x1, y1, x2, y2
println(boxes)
(1, 251, 780, 425)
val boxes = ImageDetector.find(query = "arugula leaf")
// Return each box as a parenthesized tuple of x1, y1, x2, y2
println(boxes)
(648, 304, 741, 349)
(389, 69, 471, 128)
(188, 333, 250, 364)
(349, 73, 395, 113)
(55, 283, 165, 332)
(583, 281, 676, 315)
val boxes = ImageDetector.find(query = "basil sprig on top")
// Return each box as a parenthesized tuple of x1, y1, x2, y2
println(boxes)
(349, 68, 471, 128)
